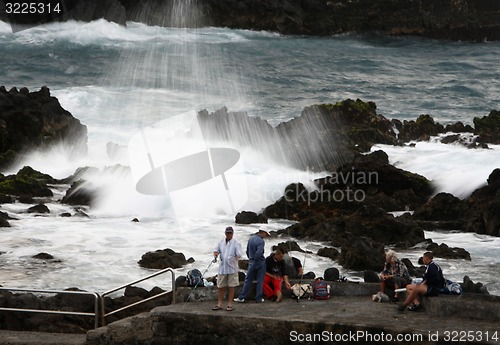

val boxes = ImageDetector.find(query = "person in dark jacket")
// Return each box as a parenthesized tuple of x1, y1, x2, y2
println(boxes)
(398, 251, 445, 311)
(234, 226, 270, 303)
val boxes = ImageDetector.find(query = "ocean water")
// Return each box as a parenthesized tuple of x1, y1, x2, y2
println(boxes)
(0, 20, 499, 295)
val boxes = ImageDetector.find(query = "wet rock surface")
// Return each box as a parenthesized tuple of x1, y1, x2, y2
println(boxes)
(0, 86, 87, 170)
(138, 249, 195, 270)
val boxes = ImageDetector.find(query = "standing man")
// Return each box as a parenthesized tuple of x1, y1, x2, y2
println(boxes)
(213, 226, 243, 311)
(234, 226, 270, 303)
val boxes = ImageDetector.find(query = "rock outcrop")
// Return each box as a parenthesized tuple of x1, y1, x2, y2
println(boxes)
(138, 248, 195, 270)
(0, 86, 87, 170)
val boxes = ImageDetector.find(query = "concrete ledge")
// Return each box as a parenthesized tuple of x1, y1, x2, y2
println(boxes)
(422, 294, 500, 322)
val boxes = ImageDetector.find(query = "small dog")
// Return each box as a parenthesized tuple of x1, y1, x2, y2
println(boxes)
(372, 291, 390, 302)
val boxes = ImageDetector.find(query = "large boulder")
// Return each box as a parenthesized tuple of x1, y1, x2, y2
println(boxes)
(474, 110, 500, 144)
(138, 248, 194, 269)
(338, 235, 384, 271)
(465, 169, 500, 237)
(235, 211, 268, 224)
(61, 180, 96, 206)
(413, 192, 468, 230)
(0, 86, 87, 170)
(426, 242, 471, 260)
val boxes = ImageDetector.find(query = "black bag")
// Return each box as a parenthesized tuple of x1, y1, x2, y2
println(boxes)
(186, 269, 204, 287)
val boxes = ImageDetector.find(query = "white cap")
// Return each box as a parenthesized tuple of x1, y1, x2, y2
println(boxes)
(258, 226, 270, 236)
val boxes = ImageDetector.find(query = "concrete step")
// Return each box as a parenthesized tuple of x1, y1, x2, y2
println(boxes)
(0, 330, 85, 345)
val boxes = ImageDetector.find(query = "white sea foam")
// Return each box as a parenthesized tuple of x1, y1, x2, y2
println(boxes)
(373, 142, 500, 199)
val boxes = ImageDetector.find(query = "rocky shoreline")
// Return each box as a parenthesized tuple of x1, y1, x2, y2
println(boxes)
(0, 0, 499, 41)
(0, 87, 499, 333)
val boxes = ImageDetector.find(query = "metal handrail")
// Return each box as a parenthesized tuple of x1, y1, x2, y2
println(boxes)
(0, 287, 100, 329)
(100, 267, 175, 326)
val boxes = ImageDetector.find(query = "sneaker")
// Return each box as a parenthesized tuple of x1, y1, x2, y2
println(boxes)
(256, 298, 265, 303)
(397, 304, 405, 312)
(408, 303, 422, 312)
(233, 297, 245, 303)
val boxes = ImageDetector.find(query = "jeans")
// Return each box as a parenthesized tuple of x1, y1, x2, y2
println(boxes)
(238, 259, 265, 301)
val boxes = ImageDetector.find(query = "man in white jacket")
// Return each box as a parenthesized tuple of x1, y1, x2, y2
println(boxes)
(213, 226, 243, 311)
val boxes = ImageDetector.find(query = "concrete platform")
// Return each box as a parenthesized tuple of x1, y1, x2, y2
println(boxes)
(87, 296, 500, 345)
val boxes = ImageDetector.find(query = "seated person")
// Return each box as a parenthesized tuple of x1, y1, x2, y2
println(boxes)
(264, 247, 291, 302)
(380, 250, 411, 301)
(398, 251, 445, 311)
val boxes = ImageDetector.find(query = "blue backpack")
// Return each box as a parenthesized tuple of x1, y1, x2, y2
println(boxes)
(186, 269, 204, 287)
(313, 278, 330, 300)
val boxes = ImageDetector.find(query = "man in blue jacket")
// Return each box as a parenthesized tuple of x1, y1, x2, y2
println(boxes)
(398, 251, 445, 311)
(234, 226, 270, 303)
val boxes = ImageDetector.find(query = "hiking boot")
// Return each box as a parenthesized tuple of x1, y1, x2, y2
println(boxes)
(233, 297, 245, 303)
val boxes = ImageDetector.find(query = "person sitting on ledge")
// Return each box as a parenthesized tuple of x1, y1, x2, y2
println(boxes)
(380, 249, 411, 302)
(264, 247, 291, 302)
(398, 251, 445, 312)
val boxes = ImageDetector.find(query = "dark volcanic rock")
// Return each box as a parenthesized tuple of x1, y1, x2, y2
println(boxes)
(61, 180, 96, 206)
(413, 192, 468, 230)
(263, 183, 313, 221)
(138, 248, 194, 269)
(199, 100, 396, 171)
(426, 242, 471, 260)
(463, 276, 489, 295)
(397, 115, 445, 142)
(0, 194, 14, 203)
(27, 203, 50, 214)
(338, 235, 384, 271)
(200, 0, 500, 41)
(235, 211, 268, 224)
(0, 211, 10, 227)
(1, 0, 498, 41)
(317, 247, 339, 261)
(0, 166, 54, 197)
(276, 241, 307, 253)
(33, 253, 54, 260)
(0, 87, 87, 170)
(465, 169, 500, 237)
(474, 110, 500, 144)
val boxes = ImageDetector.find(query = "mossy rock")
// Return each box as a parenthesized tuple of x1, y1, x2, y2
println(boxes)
(0, 166, 53, 197)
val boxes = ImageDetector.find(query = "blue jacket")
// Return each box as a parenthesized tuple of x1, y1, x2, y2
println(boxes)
(246, 234, 265, 262)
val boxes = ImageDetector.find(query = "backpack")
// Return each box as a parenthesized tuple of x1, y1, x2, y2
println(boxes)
(313, 278, 330, 300)
(443, 279, 463, 295)
(186, 269, 204, 287)
(291, 283, 313, 300)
